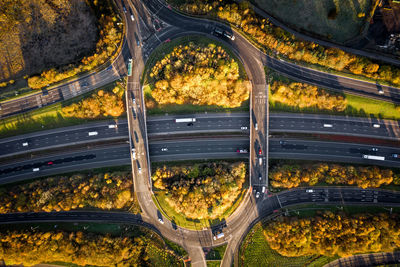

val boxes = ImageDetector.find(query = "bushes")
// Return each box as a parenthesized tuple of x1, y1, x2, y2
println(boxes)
(264, 212, 400, 257)
(170, 0, 400, 86)
(269, 163, 399, 189)
(270, 81, 347, 111)
(61, 86, 124, 118)
(148, 41, 250, 108)
(0, 171, 139, 213)
(0, 229, 180, 266)
(152, 162, 246, 219)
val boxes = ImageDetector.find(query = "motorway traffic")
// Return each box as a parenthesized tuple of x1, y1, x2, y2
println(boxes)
(1, 113, 399, 159)
(1, 0, 400, 266)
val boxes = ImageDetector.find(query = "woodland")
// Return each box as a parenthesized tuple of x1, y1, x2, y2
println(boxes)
(147, 42, 250, 108)
(152, 162, 246, 219)
(269, 163, 399, 189)
(264, 211, 400, 257)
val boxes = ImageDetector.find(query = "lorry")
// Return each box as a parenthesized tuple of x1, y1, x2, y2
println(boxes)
(362, 154, 385, 161)
(175, 118, 196, 123)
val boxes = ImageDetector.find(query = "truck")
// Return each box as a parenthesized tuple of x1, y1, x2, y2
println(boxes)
(362, 154, 385, 161)
(127, 58, 132, 76)
(175, 118, 196, 123)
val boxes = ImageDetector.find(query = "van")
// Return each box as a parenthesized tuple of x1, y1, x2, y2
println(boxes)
(33, 168, 40, 172)
(88, 131, 98, 136)
(323, 124, 333, 128)
(22, 142, 29, 147)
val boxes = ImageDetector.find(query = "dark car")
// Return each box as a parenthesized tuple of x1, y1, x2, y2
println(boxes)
(134, 131, 139, 143)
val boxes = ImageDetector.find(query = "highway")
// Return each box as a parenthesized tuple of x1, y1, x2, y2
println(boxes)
(0, 0, 399, 266)
(1, 113, 399, 159)
(1, 136, 400, 185)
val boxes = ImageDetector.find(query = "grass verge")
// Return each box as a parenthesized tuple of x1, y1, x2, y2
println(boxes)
(205, 243, 227, 267)
(268, 69, 400, 120)
(0, 81, 125, 139)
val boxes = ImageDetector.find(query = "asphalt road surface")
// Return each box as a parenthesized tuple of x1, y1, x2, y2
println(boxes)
(1, 113, 399, 159)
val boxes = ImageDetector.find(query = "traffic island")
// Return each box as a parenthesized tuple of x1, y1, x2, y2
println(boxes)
(151, 161, 248, 230)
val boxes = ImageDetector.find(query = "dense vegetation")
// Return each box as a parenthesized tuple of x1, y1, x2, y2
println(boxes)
(0, 171, 140, 213)
(152, 162, 246, 219)
(269, 163, 400, 189)
(147, 41, 250, 108)
(270, 80, 347, 111)
(168, 0, 400, 86)
(0, 229, 182, 266)
(62, 85, 124, 118)
(265, 211, 400, 257)
(25, 0, 122, 89)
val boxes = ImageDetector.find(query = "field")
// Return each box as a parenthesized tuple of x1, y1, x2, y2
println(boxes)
(253, 0, 374, 43)
(0, 81, 124, 139)
(0, 0, 97, 83)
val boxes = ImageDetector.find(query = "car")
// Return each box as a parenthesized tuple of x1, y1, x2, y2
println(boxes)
(161, 148, 168, 152)
(262, 186, 266, 193)
(279, 140, 286, 145)
(108, 124, 118, 129)
(259, 175, 262, 181)
(47, 161, 53, 165)
(223, 31, 235, 40)
(255, 123, 258, 130)
(132, 148, 136, 160)
(187, 122, 194, 126)
(134, 131, 139, 143)
(378, 89, 384, 95)
(136, 160, 142, 174)
(306, 189, 314, 193)
(128, 58, 132, 63)
(373, 124, 380, 128)
(236, 149, 248, 154)
(130, 14, 135, 21)
(255, 192, 260, 198)
(88, 131, 98, 136)
(212, 27, 223, 36)
(241, 126, 248, 130)
(22, 142, 29, 147)
(258, 148, 262, 155)
(33, 168, 40, 172)
(136, 39, 140, 47)
(164, 38, 171, 43)
(158, 218, 164, 224)
(371, 147, 379, 152)
(123, 5, 127, 13)
(392, 154, 399, 158)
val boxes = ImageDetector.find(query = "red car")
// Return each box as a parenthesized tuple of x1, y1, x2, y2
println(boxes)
(258, 148, 262, 155)
(47, 161, 54, 165)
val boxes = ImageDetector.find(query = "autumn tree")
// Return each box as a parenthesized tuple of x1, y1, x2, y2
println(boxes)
(152, 162, 247, 219)
(264, 212, 400, 257)
(148, 42, 250, 108)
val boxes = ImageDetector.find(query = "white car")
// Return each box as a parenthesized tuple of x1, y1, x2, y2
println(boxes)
(378, 89, 384, 95)
(371, 147, 379, 152)
(255, 192, 260, 198)
(373, 124, 380, 128)
(236, 149, 248, 154)
(33, 168, 40, 172)
(158, 218, 164, 224)
(161, 148, 168, 152)
(306, 189, 314, 193)
(130, 14, 135, 21)
(22, 142, 29, 147)
(241, 126, 248, 130)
